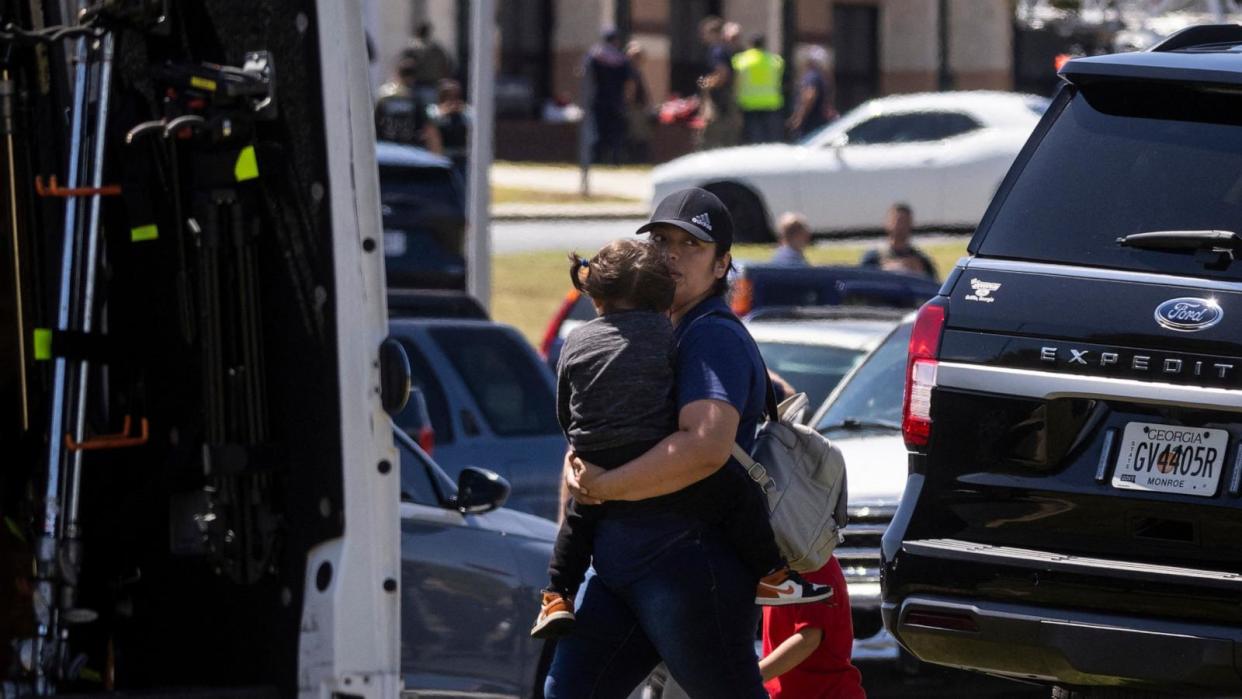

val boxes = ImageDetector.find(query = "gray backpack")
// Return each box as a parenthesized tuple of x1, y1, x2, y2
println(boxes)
(731, 391, 849, 573)
(682, 311, 849, 573)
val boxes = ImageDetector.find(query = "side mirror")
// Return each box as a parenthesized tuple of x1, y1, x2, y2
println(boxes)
(454, 467, 510, 515)
(379, 337, 411, 417)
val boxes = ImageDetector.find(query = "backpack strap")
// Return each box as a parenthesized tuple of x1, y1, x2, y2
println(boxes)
(679, 308, 781, 492)
(731, 443, 774, 492)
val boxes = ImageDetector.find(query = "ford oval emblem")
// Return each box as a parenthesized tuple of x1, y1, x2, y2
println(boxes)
(1154, 297, 1223, 332)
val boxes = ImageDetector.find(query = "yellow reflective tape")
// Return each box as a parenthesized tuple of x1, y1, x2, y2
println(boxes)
(190, 76, 217, 92)
(4, 517, 24, 543)
(130, 224, 158, 242)
(234, 145, 259, 182)
(78, 668, 102, 684)
(34, 328, 51, 360)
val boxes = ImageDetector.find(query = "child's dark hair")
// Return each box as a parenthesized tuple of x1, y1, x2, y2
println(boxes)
(569, 239, 676, 313)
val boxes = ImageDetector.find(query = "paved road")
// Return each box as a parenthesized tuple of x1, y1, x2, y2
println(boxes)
(492, 218, 648, 254)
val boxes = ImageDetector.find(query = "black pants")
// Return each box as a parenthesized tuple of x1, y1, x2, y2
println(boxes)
(547, 444, 783, 596)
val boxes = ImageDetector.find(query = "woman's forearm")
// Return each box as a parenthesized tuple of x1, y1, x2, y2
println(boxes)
(589, 399, 738, 501)
(592, 430, 725, 501)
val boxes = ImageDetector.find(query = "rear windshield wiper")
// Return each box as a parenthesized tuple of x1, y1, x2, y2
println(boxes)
(820, 417, 901, 432)
(1117, 230, 1242, 269)
(1117, 230, 1241, 253)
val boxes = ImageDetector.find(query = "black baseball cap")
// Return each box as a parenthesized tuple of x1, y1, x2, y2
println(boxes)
(636, 187, 733, 250)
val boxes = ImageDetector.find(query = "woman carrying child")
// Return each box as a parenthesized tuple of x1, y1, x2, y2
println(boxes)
(542, 188, 829, 698)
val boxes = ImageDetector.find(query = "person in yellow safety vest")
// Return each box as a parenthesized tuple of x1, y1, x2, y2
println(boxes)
(732, 34, 785, 144)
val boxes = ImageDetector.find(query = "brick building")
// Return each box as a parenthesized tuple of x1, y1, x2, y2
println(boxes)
(366, 1, 1016, 160)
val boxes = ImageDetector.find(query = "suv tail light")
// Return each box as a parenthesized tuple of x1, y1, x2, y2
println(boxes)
(902, 299, 948, 448)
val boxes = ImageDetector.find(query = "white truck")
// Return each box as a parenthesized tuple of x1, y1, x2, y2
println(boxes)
(0, 1, 401, 696)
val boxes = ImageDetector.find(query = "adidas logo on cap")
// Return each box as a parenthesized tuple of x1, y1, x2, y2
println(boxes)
(691, 212, 713, 231)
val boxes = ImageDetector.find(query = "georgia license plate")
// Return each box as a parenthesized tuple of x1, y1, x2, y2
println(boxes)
(1111, 422, 1229, 497)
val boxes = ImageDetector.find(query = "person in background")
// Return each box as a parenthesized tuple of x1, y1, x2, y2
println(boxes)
(787, 46, 835, 141)
(859, 203, 938, 280)
(427, 78, 470, 183)
(697, 16, 741, 150)
(409, 22, 454, 104)
(734, 34, 785, 144)
(723, 21, 744, 55)
(624, 40, 653, 163)
(760, 557, 866, 699)
(374, 50, 443, 152)
(771, 213, 812, 266)
(586, 28, 635, 165)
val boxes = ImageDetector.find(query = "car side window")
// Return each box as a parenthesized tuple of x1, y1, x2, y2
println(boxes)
(845, 112, 979, 145)
(932, 112, 981, 139)
(395, 429, 443, 506)
(428, 327, 561, 437)
(395, 339, 455, 444)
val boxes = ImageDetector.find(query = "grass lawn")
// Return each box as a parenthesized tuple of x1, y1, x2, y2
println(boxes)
(492, 239, 970, 345)
(492, 186, 640, 205)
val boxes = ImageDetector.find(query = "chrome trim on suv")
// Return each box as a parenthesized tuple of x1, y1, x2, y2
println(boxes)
(963, 257, 1242, 294)
(903, 539, 1242, 587)
(936, 361, 1242, 412)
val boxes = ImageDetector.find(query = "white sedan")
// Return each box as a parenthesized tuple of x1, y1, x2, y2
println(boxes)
(652, 91, 1049, 242)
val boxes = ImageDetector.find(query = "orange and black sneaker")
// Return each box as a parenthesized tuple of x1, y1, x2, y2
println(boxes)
(530, 590, 576, 639)
(756, 567, 834, 606)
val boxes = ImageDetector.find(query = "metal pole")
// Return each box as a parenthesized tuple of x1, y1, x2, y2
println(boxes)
(937, 0, 952, 92)
(466, 0, 494, 310)
(36, 29, 89, 695)
(3, 70, 29, 431)
(65, 29, 114, 574)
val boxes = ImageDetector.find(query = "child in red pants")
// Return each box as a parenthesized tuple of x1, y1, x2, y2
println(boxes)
(760, 557, 866, 698)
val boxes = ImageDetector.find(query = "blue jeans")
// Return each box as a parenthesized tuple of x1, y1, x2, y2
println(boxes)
(544, 513, 766, 699)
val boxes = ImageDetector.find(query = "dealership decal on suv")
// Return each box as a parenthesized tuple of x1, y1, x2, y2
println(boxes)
(965, 278, 1002, 303)
(1154, 297, 1222, 332)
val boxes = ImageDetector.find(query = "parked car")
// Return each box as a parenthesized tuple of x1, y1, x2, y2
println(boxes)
(748, 307, 904, 412)
(394, 424, 556, 697)
(390, 318, 566, 521)
(730, 263, 942, 317)
(808, 317, 912, 664)
(540, 266, 938, 370)
(377, 140, 467, 290)
(651, 91, 1048, 241)
(882, 26, 1242, 697)
(388, 288, 488, 320)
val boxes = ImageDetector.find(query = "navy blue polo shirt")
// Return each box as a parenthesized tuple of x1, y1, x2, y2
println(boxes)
(673, 296, 768, 459)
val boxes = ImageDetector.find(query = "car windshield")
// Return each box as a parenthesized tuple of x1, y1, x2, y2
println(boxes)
(815, 322, 912, 434)
(756, 342, 867, 410)
(975, 83, 1242, 280)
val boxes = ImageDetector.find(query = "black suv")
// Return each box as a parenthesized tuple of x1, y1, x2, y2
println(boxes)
(882, 26, 1242, 697)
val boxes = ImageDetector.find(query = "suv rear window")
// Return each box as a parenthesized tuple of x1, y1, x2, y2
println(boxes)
(976, 84, 1242, 280)
(428, 327, 560, 437)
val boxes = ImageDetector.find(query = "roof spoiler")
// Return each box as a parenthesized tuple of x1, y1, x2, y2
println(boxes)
(1149, 24, 1242, 52)
(1060, 24, 1242, 88)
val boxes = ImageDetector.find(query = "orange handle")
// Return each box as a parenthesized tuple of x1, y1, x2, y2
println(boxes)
(65, 416, 149, 451)
(35, 175, 122, 198)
